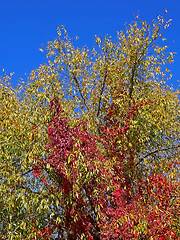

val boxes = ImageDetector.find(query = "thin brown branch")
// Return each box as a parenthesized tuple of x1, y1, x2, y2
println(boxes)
(96, 50, 111, 118)
(84, 186, 101, 239)
(129, 21, 162, 100)
(129, 64, 136, 99)
(22, 168, 35, 176)
(58, 68, 90, 112)
(129, 50, 139, 100)
(60, 44, 90, 112)
(71, 72, 90, 112)
(97, 68, 108, 117)
(136, 144, 180, 166)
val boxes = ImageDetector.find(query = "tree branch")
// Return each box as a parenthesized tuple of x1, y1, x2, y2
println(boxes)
(129, 51, 138, 99)
(60, 44, 90, 112)
(97, 68, 108, 117)
(136, 144, 180, 166)
(84, 186, 101, 239)
(129, 65, 136, 99)
(22, 168, 35, 176)
(71, 72, 90, 112)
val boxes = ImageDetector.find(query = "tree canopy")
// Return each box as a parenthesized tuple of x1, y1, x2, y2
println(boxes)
(0, 14, 179, 239)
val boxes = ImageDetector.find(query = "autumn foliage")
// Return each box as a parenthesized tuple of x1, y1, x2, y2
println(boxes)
(0, 14, 179, 239)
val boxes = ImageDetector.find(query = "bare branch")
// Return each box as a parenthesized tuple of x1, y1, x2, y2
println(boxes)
(97, 68, 108, 117)
(22, 168, 35, 176)
(129, 64, 136, 99)
(128, 22, 162, 100)
(136, 144, 180, 166)
(71, 72, 90, 112)
(60, 43, 90, 112)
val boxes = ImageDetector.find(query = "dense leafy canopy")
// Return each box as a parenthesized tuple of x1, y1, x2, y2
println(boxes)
(0, 14, 179, 239)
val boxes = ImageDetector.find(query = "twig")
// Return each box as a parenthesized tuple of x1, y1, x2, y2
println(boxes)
(71, 72, 90, 112)
(97, 68, 108, 117)
(136, 144, 180, 166)
(129, 63, 136, 99)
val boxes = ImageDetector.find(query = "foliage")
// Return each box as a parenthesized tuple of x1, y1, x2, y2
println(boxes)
(0, 14, 179, 239)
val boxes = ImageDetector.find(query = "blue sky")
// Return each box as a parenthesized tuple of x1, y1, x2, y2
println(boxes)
(0, 0, 179, 89)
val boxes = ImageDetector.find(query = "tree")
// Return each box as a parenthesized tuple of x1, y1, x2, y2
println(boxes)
(0, 14, 179, 239)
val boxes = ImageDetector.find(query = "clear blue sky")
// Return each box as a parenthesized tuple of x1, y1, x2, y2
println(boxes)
(0, 0, 179, 89)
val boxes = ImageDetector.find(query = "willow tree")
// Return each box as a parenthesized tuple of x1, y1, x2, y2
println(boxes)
(0, 14, 179, 239)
